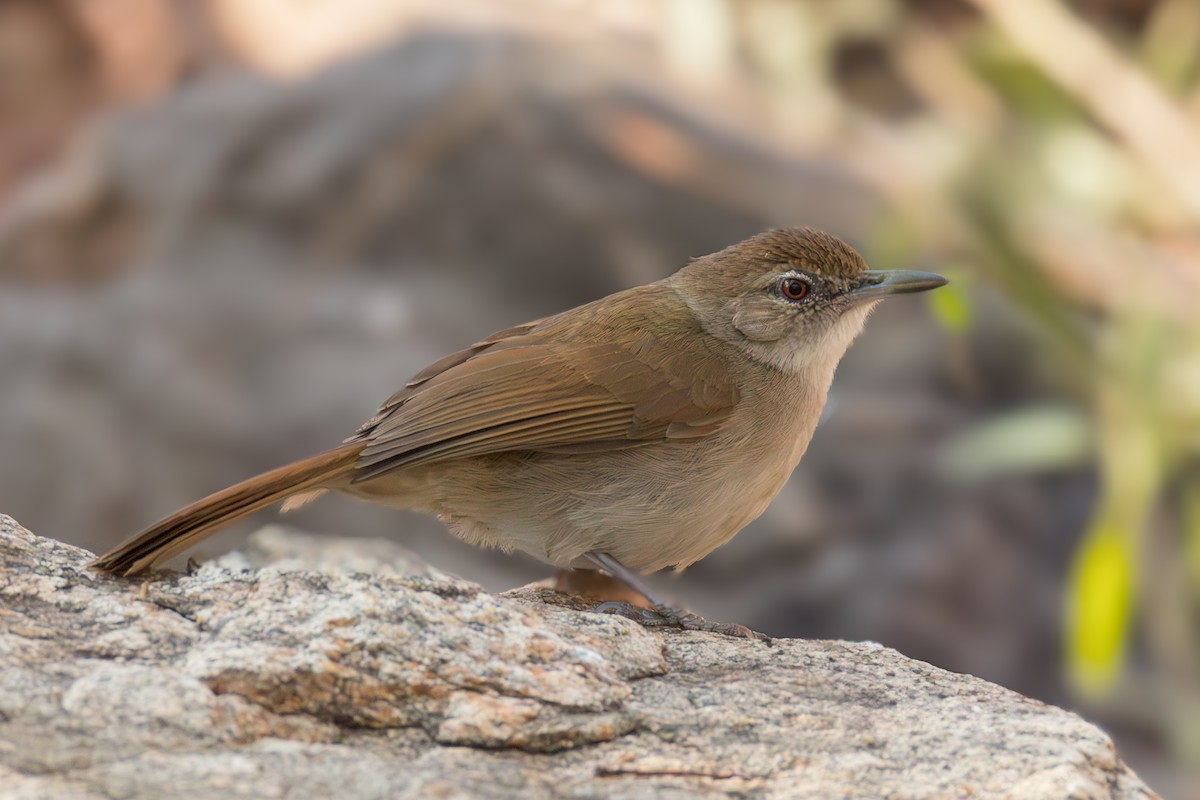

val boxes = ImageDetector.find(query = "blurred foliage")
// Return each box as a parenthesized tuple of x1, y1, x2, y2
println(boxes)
(1069, 524, 1135, 695)
(937, 405, 1093, 479)
(924, 274, 972, 334)
(695, 0, 1200, 775)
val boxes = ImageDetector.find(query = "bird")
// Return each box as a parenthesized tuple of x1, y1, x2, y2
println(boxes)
(91, 227, 946, 640)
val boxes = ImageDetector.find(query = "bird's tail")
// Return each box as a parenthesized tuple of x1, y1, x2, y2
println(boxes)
(90, 444, 363, 576)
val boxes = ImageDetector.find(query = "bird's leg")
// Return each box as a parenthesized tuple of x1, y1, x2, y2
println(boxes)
(555, 568, 650, 607)
(583, 552, 771, 643)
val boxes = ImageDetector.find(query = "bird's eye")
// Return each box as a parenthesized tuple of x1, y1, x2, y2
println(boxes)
(779, 276, 811, 302)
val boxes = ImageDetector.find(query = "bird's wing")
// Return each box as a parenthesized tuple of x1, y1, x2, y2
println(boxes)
(346, 329, 738, 482)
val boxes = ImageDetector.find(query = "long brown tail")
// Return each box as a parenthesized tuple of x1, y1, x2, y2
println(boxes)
(90, 444, 363, 576)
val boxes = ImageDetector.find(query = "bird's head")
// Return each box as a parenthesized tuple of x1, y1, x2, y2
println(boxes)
(671, 227, 946, 375)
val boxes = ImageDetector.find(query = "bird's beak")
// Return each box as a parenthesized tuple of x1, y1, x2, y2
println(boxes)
(848, 270, 948, 304)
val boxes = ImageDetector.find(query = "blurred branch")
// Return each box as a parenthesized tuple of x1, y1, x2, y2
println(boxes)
(1138, 0, 1200, 93)
(969, 0, 1200, 220)
(891, 21, 1004, 141)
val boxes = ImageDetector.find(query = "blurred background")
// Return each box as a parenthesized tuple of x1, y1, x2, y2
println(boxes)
(0, 0, 1197, 793)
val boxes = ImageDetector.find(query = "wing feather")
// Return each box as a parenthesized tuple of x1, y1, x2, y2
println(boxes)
(347, 294, 739, 481)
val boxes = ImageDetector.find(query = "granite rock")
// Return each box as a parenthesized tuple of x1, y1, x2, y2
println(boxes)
(0, 515, 1156, 799)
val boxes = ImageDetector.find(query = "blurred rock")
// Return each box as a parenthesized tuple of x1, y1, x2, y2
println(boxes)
(0, 514, 1157, 799)
(0, 30, 872, 287)
(213, 523, 441, 577)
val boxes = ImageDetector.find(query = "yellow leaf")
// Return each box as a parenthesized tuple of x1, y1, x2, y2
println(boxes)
(928, 276, 972, 333)
(1066, 526, 1133, 696)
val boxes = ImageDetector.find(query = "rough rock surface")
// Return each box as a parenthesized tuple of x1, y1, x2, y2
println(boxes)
(0, 515, 1155, 799)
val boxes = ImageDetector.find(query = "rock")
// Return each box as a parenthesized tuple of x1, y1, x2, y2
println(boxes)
(211, 524, 445, 578)
(0, 515, 1156, 799)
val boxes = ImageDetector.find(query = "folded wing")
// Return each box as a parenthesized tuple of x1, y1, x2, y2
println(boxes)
(348, 331, 738, 482)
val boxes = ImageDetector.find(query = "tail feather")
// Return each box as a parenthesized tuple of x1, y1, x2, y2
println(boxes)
(91, 444, 362, 576)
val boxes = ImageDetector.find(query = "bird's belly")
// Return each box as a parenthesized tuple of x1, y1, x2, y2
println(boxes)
(346, 434, 801, 574)
(580, 462, 789, 573)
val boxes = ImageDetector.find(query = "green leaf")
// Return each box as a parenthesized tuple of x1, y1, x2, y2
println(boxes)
(938, 405, 1093, 481)
(927, 277, 972, 333)
(1066, 525, 1134, 696)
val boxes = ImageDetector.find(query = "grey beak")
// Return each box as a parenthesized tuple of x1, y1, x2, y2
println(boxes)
(848, 270, 948, 303)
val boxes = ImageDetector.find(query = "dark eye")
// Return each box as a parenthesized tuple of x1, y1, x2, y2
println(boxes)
(779, 276, 810, 302)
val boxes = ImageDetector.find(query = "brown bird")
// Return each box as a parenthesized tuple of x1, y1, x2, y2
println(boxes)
(91, 228, 945, 639)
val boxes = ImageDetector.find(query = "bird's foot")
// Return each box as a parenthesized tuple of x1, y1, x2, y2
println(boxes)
(593, 601, 772, 644)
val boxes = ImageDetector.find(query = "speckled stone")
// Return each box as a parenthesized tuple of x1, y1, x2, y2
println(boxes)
(0, 515, 1157, 799)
